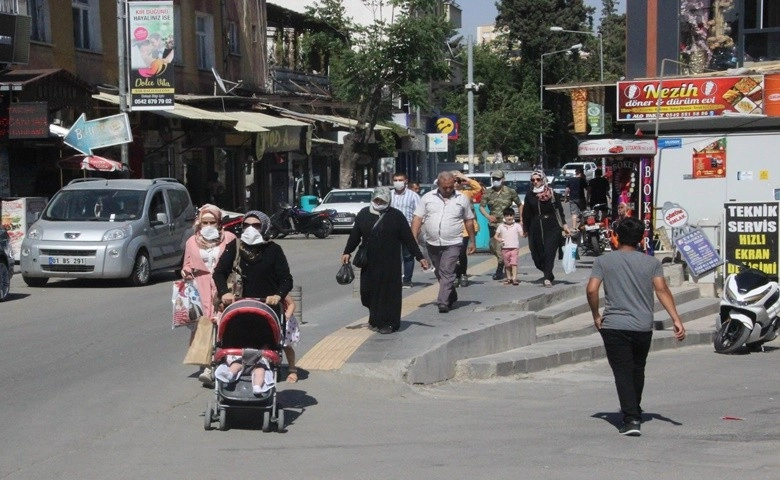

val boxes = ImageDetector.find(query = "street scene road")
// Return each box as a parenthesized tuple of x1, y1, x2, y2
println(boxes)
(1, 236, 779, 479)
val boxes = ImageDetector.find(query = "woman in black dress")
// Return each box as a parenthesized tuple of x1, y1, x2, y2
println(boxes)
(342, 188, 428, 334)
(522, 171, 571, 287)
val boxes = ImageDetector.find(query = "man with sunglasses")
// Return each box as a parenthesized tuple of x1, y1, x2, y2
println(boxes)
(479, 170, 521, 281)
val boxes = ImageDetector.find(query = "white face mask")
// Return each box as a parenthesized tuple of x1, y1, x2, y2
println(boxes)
(393, 181, 406, 191)
(200, 226, 219, 241)
(241, 227, 266, 245)
(372, 201, 389, 211)
(492, 180, 502, 188)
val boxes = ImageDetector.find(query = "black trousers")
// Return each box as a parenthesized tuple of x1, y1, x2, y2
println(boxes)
(600, 328, 653, 424)
(456, 236, 469, 277)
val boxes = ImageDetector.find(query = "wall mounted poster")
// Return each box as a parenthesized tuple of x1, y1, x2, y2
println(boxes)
(692, 137, 726, 179)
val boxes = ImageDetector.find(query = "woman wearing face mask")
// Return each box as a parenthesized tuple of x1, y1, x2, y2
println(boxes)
(181, 204, 236, 384)
(521, 171, 571, 287)
(213, 211, 293, 318)
(342, 188, 429, 334)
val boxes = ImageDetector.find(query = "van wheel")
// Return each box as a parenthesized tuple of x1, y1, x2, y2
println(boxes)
(128, 251, 151, 286)
(0, 263, 10, 300)
(23, 275, 48, 288)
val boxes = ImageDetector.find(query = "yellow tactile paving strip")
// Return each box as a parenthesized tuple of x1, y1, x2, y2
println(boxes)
(298, 247, 530, 371)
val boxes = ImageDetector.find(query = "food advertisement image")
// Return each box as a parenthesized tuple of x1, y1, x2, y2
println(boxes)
(692, 138, 727, 179)
(1, 197, 47, 261)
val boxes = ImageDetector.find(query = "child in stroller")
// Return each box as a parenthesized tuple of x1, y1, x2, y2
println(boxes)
(204, 298, 286, 432)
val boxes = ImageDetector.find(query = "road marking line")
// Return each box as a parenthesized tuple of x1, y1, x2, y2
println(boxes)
(297, 248, 529, 371)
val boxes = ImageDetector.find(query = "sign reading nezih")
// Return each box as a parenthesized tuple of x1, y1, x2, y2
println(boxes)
(617, 76, 764, 121)
(724, 202, 779, 278)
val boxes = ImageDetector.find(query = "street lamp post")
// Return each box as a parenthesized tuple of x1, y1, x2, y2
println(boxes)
(540, 43, 582, 168)
(550, 27, 604, 136)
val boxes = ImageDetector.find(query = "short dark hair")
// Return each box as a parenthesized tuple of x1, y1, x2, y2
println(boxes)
(392, 172, 407, 180)
(575, 167, 584, 174)
(502, 207, 515, 217)
(615, 217, 645, 247)
(595, 168, 602, 176)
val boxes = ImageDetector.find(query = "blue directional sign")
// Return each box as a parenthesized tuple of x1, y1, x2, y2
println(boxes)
(658, 138, 682, 149)
(64, 113, 132, 155)
(427, 133, 448, 153)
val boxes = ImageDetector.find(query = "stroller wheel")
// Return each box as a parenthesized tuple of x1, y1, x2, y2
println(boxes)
(262, 411, 272, 432)
(204, 403, 215, 431)
(218, 408, 228, 431)
(276, 408, 285, 432)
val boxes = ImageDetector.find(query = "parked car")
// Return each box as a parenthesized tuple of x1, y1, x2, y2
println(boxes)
(312, 188, 374, 232)
(550, 177, 569, 197)
(0, 226, 13, 301)
(559, 161, 598, 180)
(20, 178, 196, 287)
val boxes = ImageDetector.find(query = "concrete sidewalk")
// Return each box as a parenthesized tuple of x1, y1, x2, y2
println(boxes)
(301, 250, 719, 385)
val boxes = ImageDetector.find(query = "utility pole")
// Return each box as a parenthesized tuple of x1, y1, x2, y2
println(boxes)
(117, 0, 129, 168)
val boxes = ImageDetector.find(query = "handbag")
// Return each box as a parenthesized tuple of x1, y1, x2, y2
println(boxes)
(171, 279, 202, 329)
(352, 212, 387, 269)
(336, 262, 355, 285)
(182, 316, 214, 365)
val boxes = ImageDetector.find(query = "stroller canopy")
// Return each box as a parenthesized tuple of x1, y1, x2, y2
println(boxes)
(218, 299, 282, 350)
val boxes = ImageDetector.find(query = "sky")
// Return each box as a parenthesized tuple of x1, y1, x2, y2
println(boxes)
(458, 0, 627, 38)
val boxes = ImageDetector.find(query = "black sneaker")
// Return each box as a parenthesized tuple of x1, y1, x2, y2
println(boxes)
(460, 276, 469, 287)
(492, 264, 505, 281)
(618, 421, 641, 436)
(402, 281, 413, 289)
(438, 304, 450, 313)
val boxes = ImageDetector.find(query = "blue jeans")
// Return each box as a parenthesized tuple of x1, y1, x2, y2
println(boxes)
(600, 328, 653, 424)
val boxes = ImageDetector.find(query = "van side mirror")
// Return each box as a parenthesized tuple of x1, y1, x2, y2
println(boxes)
(156, 212, 169, 224)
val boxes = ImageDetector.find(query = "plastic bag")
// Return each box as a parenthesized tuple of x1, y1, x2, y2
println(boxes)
(336, 262, 355, 285)
(561, 237, 577, 274)
(172, 279, 204, 328)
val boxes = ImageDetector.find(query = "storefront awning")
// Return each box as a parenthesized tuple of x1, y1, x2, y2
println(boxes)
(226, 111, 309, 133)
(93, 92, 241, 123)
(263, 104, 392, 131)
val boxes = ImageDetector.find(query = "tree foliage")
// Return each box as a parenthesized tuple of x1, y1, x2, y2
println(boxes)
(305, 0, 455, 187)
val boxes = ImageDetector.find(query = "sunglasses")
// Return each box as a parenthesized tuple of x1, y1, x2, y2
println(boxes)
(491, 177, 502, 181)
(242, 222, 263, 230)
(531, 178, 543, 183)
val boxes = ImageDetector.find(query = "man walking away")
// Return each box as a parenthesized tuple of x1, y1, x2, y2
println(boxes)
(565, 167, 588, 232)
(586, 217, 686, 436)
(390, 172, 420, 288)
(412, 171, 476, 313)
(479, 170, 521, 281)
(588, 168, 610, 216)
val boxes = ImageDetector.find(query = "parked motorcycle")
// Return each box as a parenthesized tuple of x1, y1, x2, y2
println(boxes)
(578, 203, 609, 256)
(267, 203, 335, 239)
(713, 264, 780, 353)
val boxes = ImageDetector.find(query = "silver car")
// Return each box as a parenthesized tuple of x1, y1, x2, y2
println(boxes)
(20, 178, 195, 286)
(312, 188, 373, 232)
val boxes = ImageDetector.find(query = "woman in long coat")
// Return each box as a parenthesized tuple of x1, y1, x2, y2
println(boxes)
(522, 171, 571, 287)
(342, 188, 428, 334)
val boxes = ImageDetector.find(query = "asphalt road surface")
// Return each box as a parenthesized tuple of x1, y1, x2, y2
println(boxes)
(2, 236, 778, 479)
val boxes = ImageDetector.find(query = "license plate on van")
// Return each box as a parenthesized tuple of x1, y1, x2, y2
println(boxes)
(47, 256, 90, 265)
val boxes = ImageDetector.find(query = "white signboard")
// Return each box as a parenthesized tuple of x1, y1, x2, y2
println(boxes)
(427, 133, 448, 153)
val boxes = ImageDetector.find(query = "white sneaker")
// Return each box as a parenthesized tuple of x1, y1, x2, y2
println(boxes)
(198, 367, 213, 384)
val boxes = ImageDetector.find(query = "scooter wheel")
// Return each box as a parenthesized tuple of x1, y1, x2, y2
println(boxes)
(714, 317, 751, 353)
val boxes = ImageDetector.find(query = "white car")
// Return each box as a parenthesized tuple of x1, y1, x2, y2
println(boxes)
(559, 161, 598, 180)
(312, 188, 374, 232)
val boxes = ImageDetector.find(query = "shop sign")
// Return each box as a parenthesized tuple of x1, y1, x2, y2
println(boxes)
(577, 138, 657, 157)
(663, 205, 689, 228)
(617, 76, 764, 121)
(674, 228, 722, 277)
(724, 202, 779, 278)
(254, 126, 306, 157)
(691, 138, 726, 179)
(8, 102, 48, 139)
(127, 1, 175, 111)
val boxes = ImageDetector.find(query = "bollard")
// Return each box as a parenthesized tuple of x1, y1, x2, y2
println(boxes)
(353, 268, 361, 298)
(290, 285, 303, 323)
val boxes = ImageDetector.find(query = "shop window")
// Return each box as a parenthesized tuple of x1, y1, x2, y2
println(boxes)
(72, 0, 101, 52)
(744, 0, 780, 29)
(30, 0, 50, 43)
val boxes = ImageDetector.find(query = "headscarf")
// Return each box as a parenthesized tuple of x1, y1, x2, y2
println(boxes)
(531, 170, 553, 202)
(243, 210, 271, 235)
(369, 187, 391, 215)
(239, 210, 272, 263)
(195, 203, 224, 248)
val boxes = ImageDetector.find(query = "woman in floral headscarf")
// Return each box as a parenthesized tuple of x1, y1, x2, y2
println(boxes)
(521, 171, 571, 287)
(181, 204, 236, 384)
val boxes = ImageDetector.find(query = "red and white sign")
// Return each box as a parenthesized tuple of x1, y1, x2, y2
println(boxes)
(577, 138, 657, 157)
(663, 206, 689, 228)
(617, 75, 764, 121)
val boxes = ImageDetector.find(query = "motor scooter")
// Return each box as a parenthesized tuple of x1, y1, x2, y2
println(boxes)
(578, 203, 609, 256)
(267, 203, 335, 239)
(714, 263, 780, 353)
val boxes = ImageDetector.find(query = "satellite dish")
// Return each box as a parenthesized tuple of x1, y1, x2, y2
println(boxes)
(211, 67, 242, 95)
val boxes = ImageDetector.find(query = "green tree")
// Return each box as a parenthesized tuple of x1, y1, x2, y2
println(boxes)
(599, 0, 626, 81)
(306, 0, 454, 187)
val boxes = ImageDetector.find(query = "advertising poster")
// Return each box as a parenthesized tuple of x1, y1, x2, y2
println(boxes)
(617, 76, 764, 121)
(127, 1, 175, 111)
(724, 202, 779, 278)
(691, 137, 726, 179)
(674, 229, 722, 277)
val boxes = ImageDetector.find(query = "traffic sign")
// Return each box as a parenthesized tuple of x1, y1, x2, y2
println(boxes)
(427, 133, 448, 153)
(63, 113, 133, 155)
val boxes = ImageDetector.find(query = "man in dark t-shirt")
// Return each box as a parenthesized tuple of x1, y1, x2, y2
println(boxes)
(566, 168, 588, 230)
(588, 168, 610, 214)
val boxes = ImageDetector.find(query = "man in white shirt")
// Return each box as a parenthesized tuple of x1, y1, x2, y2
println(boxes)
(412, 171, 476, 313)
(390, 172, 420, 288)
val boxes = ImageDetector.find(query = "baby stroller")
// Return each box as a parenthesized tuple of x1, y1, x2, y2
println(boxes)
(203, 298, 285, 432)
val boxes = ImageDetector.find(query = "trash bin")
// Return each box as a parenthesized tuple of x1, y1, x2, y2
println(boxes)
(299, 195, 319, 212)
(475, 208, 490, 252)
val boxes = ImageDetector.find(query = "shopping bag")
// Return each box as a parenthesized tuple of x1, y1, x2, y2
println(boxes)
(172, 279, 202, 328)
(336, 262, 355, 285)
(561, 237, 577, 275)
(182, 316, 214, 365)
